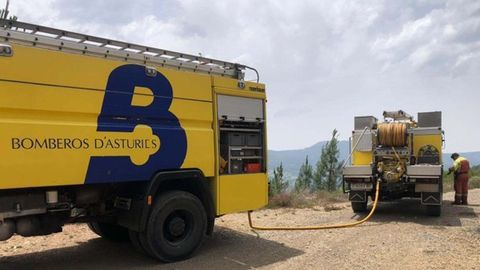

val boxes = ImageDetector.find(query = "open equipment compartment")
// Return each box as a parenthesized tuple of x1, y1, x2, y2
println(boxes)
(217, 95, 265, 174)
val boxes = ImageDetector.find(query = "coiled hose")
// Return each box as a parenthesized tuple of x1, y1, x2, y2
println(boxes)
(378, 123, 407, 147)
(247, 181, 380, 231)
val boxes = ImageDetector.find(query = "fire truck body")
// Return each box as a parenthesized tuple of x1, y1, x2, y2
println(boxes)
(0, 20, 268, 261)
(343, 110, 444, 216)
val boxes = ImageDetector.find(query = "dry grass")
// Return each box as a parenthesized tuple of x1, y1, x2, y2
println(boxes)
(470, 176, 480, 189)
(268, 190, 348, 209)
(443, 174, 480, 192)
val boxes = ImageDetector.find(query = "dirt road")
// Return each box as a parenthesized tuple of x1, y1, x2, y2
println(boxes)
(1, 190, 479, 270)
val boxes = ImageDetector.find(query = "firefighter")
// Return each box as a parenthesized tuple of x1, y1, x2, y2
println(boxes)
(447, 153, 470, 205)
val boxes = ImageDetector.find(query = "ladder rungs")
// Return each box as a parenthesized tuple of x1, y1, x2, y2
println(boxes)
(0, 19, 244, 78)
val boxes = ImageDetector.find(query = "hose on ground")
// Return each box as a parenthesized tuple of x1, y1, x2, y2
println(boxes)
(247, 181, 381, 231)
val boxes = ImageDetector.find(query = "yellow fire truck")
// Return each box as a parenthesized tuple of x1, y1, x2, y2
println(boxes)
(343, 110, 444, 216)
(0, 19, 268, 262)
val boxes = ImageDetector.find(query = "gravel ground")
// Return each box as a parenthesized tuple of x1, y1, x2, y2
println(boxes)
(0, 189, 479, 270)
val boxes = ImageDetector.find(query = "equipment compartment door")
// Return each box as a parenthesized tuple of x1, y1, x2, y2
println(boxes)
(214, 91, 268, 214)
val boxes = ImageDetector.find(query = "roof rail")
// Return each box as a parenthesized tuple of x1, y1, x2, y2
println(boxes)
(0, 19, 246, 79)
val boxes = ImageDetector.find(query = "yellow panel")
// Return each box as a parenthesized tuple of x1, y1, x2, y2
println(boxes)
(218, 173, 268, 215)
(213, 76, 265, 90)
(213, 76, 241, 89)
(0, 44, 113, 90)
(161, 68, 213, 101)
(0, 81, 158, 188)
(353, 151, 373, 165)
(213, 77, 266, 100)
(0, 43, 216, 189)
(0, 80, 216, 189)
(413, 134, 443, 162)
(170, 98, 215, 177)
(0, 81, 102, 116)
(0, 43, 212, 102)
(214, 87, 267, 101)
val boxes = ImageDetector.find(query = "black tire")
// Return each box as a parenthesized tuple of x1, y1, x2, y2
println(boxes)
(129, 230, 152, 256)
(143, 191, 207, 262)
(88, 222, 130, 242)
(426, 205, 442, 217)
(351, 201, 367, 213)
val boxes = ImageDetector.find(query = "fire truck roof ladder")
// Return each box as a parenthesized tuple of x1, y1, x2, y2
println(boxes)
(0, 19, 245, 79)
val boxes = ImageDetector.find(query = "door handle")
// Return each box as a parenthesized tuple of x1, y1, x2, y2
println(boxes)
(0, 44, 13, 57)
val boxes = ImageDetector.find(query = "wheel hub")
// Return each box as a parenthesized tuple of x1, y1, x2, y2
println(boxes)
(168, 216, 186, 237)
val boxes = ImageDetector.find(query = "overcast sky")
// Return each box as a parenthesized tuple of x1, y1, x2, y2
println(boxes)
(8, 0, 480, 152)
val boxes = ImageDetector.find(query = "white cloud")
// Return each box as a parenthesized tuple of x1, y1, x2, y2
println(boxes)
(371, 0, 480, 75)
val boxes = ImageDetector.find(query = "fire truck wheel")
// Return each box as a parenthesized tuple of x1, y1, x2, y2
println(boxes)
(144, 191, 207, 262)
(88, 222, 130, 242)
(351, 201, 367, 213)
(129, 230, 150, 256)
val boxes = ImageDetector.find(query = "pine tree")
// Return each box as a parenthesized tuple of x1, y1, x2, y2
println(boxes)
(295, 156, 313, 192)
(313, 147, 328, 191)
(269, 163, 288, 196)
(313, 129, 343, 192)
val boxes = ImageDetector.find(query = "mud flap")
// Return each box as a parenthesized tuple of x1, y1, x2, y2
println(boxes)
(421, 192, 442, 205)
(349, 191, 367, 202)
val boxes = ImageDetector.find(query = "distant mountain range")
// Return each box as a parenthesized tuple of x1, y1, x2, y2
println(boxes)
(268, 140, 480, 181)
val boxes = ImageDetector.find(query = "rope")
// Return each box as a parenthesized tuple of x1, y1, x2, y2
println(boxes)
(378, 123, 407, 147)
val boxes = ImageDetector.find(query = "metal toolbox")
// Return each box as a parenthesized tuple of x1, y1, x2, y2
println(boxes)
(418, 111, 442, 128)
(228, 133, 245, 146)
(354, 116, 377, 130)
(245, 133, 261, 146)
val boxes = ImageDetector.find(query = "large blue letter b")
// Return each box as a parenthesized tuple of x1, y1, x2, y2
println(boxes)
(85, 64, 187, 183)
